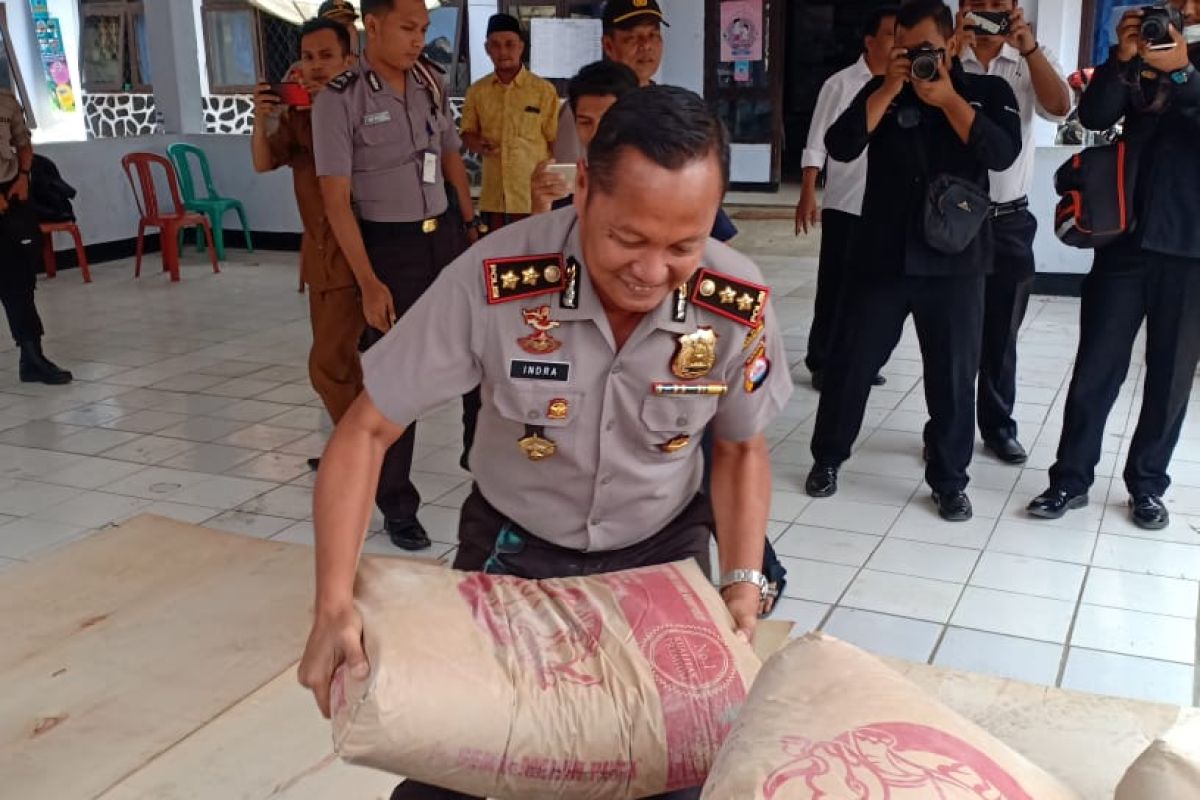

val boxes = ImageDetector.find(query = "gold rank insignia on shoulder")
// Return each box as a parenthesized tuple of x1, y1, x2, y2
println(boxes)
(484, 253, 566, 305)
(691, 268, 769, 329)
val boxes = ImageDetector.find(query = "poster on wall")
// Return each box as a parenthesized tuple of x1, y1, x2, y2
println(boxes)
(530, 18, 603, 79)
(720, 0, 763, 63)
(29, 0, 76, 112)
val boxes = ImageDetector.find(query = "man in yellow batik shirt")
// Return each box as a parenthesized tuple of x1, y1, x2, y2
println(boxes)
(460, 13, 558, 232)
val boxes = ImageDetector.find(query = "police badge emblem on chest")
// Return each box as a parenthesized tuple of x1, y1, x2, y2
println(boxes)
(671, 327, 718, 380)
(518, 305, 563, 355)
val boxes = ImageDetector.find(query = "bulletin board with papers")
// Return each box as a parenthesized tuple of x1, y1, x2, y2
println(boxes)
(530, 18, 603, 79)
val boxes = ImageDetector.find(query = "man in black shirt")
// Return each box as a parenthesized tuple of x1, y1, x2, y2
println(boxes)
(805, 0, 1021, 521)
(1029, 2, 1200, 530)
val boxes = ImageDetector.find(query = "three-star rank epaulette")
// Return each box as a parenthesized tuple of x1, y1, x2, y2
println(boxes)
(327, 70, 358, 93)
(690, 268, 769, 328)
(483, 253, 567, 304)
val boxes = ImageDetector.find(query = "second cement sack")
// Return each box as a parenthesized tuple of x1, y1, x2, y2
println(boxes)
(332, 558, 761, 799)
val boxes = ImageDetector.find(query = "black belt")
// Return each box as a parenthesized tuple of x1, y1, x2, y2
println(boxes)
(989, 197, 1029, 219)
(359, 212, 447, 239)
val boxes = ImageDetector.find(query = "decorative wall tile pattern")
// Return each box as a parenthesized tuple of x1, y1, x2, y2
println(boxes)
(83, 93, 160, 139)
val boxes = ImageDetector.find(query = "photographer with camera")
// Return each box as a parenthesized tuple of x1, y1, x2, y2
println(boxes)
(956, 1, 1071, 466)
(1029, 0, 1200, 530)
(805, 0, 1020, 522)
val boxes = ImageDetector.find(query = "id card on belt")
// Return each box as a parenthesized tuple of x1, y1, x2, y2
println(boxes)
(422, 151, 438, 185)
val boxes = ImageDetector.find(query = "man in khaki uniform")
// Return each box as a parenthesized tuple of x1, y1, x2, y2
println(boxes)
(0, 91, 70, 385)
(460, 13, 558, 231)
(298, 87, 793, 800)
(253, 18, 360, 437)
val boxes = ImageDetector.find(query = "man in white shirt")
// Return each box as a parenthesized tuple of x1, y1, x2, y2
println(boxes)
(956, 1, 1071, 464)
(795, 8, 897, 390)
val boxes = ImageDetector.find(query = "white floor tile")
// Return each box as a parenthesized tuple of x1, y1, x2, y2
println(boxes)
(889, 505, 997, 549)
(155, 417, 253, 444)
(158, 443, 260, 474)
(1082, 567, 1200, 619)
(933, 628, 1064, 686)
(1091, 533, 1200, 581)
(796, 498, 902, 536)
(841, 569, 962, 623)
(821, 607, 943, 663)
(968, 551, 1087, 602)
(770, 598, 829, 635)
(986, 519, 1098, 564)
(203, 510, 296, 539)
(1070, 604, 1196, 664)
(950, 586, 1075, 643)
(227, 451, 313, 483)
(828, 471, 921, 508)
(54, 428, 144, 456)
(98, 410, 189, 434)
(0, 517, 92, 560)
(32, 490, 152, 528)
(865, 538, 980, 584)
(773, 525, 881, 567)
(775, 556, 857, 603)
(237, 484, 313, 520)
(1062, 648, 1195, 706)
(34, 457, 148, 490)
(99, 435, 196, 465)
(0, 479, 82, 516)
(768, 489, 810, 523)
(170, 475, 277, 510)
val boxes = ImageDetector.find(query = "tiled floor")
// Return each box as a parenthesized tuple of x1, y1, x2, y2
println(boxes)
(3, 241, 1198, 709)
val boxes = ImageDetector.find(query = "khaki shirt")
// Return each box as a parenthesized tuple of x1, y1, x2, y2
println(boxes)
(460, 67, 559, 214)
(266, 108, 355, 290)
(0, 91, 31, 184)
(312, 53, 461, 223)
(363, 208, 793, 552)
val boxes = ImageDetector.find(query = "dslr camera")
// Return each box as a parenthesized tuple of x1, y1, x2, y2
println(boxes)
(1140, 3, 1184, 50)
(908, 46, 943, 82)
(965, 11, 1011, 37)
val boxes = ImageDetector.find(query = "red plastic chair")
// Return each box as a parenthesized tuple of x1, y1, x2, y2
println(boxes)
(40, 221, 91, 282)
(120, 152, 219, 282)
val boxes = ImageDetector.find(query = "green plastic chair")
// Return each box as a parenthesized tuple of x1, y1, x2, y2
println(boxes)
(166, 142, 253, 260)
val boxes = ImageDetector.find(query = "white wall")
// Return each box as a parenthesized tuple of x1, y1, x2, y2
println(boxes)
(1032, 146, 1091, 275)
(7, 0, 86, 144)
(658, 0, 704, 94)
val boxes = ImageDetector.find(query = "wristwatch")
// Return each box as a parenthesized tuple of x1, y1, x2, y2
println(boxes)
(465, 216, 487, 234)
(719, 568, 769, 602)
(1170, 65, 1195, 85)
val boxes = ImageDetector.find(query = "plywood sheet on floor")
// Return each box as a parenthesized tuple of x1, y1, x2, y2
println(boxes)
(0, 514, 316, 799)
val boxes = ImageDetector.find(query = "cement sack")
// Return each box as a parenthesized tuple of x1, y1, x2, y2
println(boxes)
(701, 633, 1080, 800)
(331, 557, 761, 799)
(1115, 712, 1200, 799)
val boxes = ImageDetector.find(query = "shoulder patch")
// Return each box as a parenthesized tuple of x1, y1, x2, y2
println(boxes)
(484, 253, 566, 305)
(690, 268, 769, 328)
(327, 70, 358, 92)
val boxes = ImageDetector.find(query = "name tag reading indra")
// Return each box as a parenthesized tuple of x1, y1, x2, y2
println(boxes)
(510, 360, 570, 382)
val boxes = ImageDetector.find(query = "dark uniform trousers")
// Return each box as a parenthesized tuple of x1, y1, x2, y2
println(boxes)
(805, 208, 858, 375)
(1049, 254, 1200, 497)
(361, 217, 469, 521)
(0, 195, 44, 345)
(390, 486, 712, 800)
(977, 209, 1037, 443)
(812, 272, 985, 494)
(307, 286, 364, 424)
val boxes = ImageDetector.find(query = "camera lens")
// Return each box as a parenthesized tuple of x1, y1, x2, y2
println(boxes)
(911, 53, 939, 82)
(1142, 16, 1168, 42)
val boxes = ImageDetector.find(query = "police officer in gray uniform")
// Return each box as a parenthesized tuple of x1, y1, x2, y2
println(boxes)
(299, 87, 793, 800)
(314, 0, 481, 550)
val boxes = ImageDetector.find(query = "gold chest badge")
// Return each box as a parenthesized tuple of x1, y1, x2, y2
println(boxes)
(671, 327, 718, 380)
(518, 431, 558, 461)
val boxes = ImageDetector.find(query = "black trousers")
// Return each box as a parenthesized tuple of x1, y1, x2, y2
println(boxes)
(812, 272, 985, 494)
(1049, 254, 1200, 497)
(978, 210, 1037, 443)
(361, 217, 465, 522)
(390, 487, 711, 800)
(805, 208, 857, 374)
(0, 199, 44, 344)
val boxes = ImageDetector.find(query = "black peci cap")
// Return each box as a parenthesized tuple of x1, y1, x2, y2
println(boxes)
(486, 13, 522, 37)
(602, 0, 668, 29)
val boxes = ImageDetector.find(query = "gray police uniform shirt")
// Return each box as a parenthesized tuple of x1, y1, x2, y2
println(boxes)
(0, 91, 31, 184)
(312, 52, 461, 223)
(362, 207, 793, 552)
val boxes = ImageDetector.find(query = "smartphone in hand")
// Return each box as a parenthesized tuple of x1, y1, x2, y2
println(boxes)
(270, 82, 312, 108)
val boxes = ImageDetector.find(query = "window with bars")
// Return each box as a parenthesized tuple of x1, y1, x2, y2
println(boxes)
(79, 0, 150, 92)
(200, 0, 304, 93)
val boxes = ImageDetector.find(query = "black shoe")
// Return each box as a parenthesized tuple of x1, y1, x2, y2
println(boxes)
(1027, 487, 1088, 519)
(1129, 494, 1169, 530)
(871, 374, 886, 386)
(18, 340, 72, 385)
(307, 457, 320, 471)
(811, 370, 824, 392)
(932, 490, 973, 521)
(984, 436, 1028, 465)
(386, 518, 431, 551)
(805, 464, 838, 498)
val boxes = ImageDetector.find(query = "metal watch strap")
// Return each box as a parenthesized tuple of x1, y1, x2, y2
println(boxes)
(719, 568, 768, 598)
